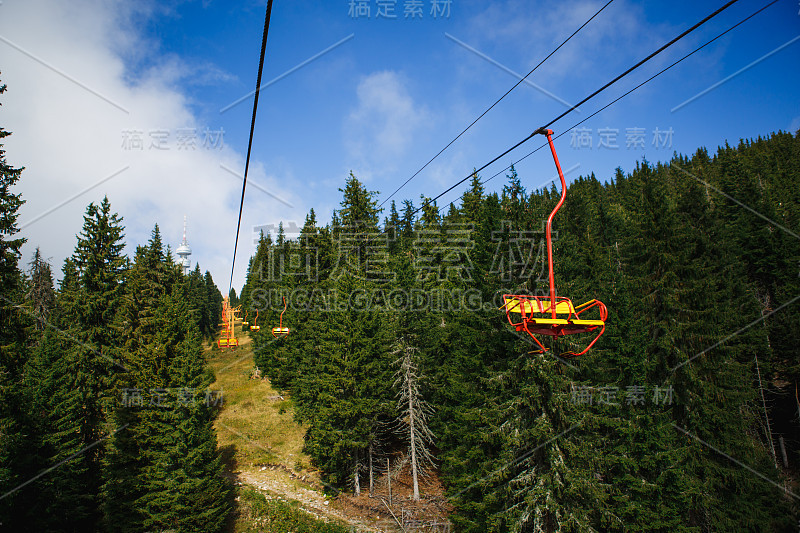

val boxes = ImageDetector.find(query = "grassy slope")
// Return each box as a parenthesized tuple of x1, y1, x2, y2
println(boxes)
(209, 333, 308, 471)
(207, 329, 382, 532)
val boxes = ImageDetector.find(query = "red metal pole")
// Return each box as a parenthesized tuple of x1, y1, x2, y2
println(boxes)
(542, 129, 567, 319)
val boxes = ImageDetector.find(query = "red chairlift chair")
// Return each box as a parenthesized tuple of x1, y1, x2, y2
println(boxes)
(501, 128, 608, 358)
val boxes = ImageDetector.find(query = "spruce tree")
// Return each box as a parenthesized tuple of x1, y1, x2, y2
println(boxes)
(204, 270, 223, 340)
(47, 197, 127, 530)
(27, 247, 55, 331)
(186, 264, 211, 339)
(23, 323, 94, 532)
(0, 75, 37, 529)
(103, 225, 230, 532)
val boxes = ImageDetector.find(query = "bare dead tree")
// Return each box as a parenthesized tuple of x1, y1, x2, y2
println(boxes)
(393, 337, 435, 501)
(27, 247, 54, 331)
(354, 453, 361, 496)
(755, 288, 778, 469)
(369, 440, 374, 495)
(367, 416, 393, 497)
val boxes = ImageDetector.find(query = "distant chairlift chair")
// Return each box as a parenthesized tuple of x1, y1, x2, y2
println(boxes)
(250, 309, 260, 332)
(271, 296, 290, 338)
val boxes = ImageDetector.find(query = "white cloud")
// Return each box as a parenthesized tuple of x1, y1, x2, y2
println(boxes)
(344, 70, 430, 182)
(0, 0, 300, 290)
(790, 115, 800, 135)
(460, 0, 677, 98)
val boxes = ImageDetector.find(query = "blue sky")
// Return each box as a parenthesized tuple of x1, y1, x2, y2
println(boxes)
(1, 0, 799, 291)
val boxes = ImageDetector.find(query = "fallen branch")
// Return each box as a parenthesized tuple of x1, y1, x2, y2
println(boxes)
(381, 498, 406, 532)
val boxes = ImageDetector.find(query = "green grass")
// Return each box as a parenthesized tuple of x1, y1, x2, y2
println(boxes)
(208, 331, 362, 532)
(208, 337, 310, 470)
(235, 487, 355, 533)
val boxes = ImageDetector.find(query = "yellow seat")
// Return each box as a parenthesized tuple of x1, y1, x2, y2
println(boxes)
(506, 299, 604, 326)
(529, 318, 569, 325)
(503, 296, 575, 316)
(502, 293, 607, 357)
(570, 319, 605, 326)
(271, 327, 290, 338)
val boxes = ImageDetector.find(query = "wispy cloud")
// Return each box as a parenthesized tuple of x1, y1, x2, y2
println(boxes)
(0, 0, 300, 290)
(672, 35, 800, 112)
(462, 0, 673, 87)
(345, 70, 430, 180)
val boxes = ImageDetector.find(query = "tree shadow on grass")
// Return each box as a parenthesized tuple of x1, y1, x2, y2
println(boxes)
(219, 444, 241, 533)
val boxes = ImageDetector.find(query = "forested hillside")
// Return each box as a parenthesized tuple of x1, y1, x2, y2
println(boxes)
(3, 54, 800, 531)
(0, 77, 231, 530)
(241, 130, 800, 531)
(0, 206, 230, 530)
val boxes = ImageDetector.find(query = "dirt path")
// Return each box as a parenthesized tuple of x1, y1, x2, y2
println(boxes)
(238, 468, 390, 532)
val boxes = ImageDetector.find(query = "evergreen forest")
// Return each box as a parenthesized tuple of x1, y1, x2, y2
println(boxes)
(3, 65, 800, 530)
(241, 130, 800, 531)
(1, 76, 229, 532)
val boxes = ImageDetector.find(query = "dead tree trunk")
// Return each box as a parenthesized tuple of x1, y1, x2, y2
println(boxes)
(409, 376, 419, 500)
(779, 436, 789, 468)
(755, 291, 778, 469)
(387, 457, 392, 506)
(369, 441, 374, 496)
(354, 454, 361, 496)
(755, 352, 777, 469)
(393, 338, 435, 502)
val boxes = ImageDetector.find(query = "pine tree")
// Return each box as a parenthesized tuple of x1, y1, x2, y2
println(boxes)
(273, 173, 395, 492)
(103, 226, 230, 532)
(186, 264, 212, 340)
(296, 267, 393, 490)
(23, 323, 94, 532)
(0, 75, 37, 529)
(400, 199, 416, 247)
(228, 287, 239, 307)
(204, 270, 223, 340)
(58, 196, 127, 529)
(27, 247, 55, 331)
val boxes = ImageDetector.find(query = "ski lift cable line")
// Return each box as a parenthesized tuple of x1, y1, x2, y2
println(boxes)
(540, 0, 740, 131)
(229, 0, 274, 295)
(413, 0, 744, 217)
(377, 0, 616, 208)
(477, 0, 779, 190)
